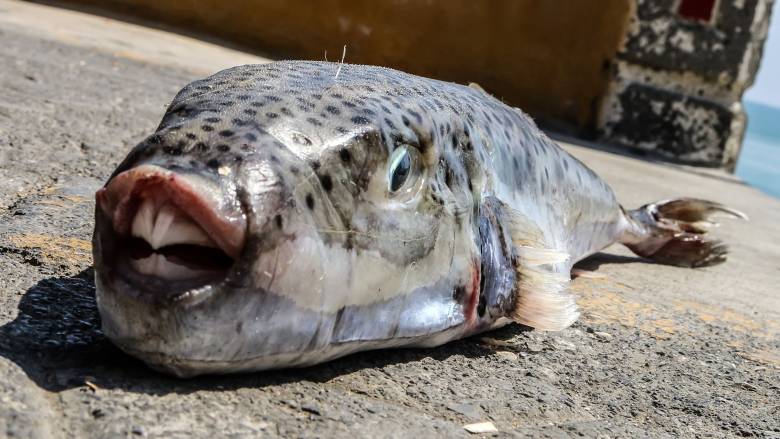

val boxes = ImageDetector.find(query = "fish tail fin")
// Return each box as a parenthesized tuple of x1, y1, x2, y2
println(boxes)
(500, 202, 579, 331)
(620, 198, 747, 268)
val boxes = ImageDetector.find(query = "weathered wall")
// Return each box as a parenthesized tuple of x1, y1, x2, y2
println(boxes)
(48, 0, 632, 133)
(599, 0, 774, 169)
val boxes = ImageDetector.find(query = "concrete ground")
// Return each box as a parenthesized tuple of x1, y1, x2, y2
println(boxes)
(0, 1, 778, 438)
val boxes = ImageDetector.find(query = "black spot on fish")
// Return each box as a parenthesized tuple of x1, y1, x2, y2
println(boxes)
(453, 285, 466, 303)
(402, 115, 410, 126)
(244, 108, 257, 116)
(305, 193, 315, 210)
(310, 160, 321, 171)
(201, 125, 214, 132)
(319, 174, 333, 192)
(274, 215, 283, 229)
(444, 165, 454, 189)
(207, 159, 220, 168)
(266, 112, 278, 119)
(218, 130, 234, 137)
(326, 105, 340, 115)
(195, 142, 209, 152)
(163, 145, 183, 155)
(185, 132, 197, 140)
(205, 117, 221, 123)
(245, 132, 257, 142)
(307, 117, 323, 126)
(339, 148, 351, 163)
(351, 116, 370, 125)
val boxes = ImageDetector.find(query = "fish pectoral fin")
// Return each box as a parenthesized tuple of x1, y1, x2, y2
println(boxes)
(500, 203, 579, 331)
(510, 245, 579, 331)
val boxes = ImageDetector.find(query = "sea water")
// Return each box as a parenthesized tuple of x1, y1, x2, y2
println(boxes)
(736, 101, 780, 199)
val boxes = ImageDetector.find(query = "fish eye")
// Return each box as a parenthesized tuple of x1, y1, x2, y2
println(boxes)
(387, 145, 418, 194)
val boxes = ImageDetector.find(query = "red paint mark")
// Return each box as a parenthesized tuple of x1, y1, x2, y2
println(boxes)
(678, 0, 716, 23)
(465, 258, 481, 325)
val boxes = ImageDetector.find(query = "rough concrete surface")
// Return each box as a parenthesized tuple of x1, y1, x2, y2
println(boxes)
(0, 1, 778, 438)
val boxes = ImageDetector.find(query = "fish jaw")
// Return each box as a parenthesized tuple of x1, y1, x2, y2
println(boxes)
(97, 164, 246, 260)
(95, 273, 475, 377)
(94, 164, 247, 305)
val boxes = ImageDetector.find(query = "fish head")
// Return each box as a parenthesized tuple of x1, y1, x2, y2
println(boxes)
(94, 62, 506, 376)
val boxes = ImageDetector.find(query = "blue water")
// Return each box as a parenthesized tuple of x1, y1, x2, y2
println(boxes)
(735, 101, 780, 199)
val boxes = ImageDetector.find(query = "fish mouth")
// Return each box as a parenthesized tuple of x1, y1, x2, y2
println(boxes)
(95, 164, 247, 304)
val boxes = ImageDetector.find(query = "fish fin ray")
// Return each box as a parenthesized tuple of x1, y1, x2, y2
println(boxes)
(621, 198, 746, 267)
(501, 203, 580, 331)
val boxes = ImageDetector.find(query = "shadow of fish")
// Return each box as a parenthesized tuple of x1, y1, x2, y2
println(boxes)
(92, 61, 746, 377)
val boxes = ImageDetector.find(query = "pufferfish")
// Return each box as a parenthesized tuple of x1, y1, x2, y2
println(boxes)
(93, 61, 745, 377)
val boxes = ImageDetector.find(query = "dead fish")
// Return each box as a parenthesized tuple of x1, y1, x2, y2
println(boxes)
(93, 61, 746, 377)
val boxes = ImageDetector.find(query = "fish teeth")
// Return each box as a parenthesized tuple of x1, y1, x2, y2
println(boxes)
(129, 254, 212, 280)
(131, 200, 217, 249)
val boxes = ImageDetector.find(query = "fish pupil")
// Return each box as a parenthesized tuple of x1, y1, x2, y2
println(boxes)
(389, 150, 411, 192)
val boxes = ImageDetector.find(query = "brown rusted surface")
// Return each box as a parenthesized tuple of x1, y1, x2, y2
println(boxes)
(48, 0, 632, 131)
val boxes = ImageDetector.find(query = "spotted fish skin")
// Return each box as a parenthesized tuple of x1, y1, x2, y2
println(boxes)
(93, 61, 743, 376)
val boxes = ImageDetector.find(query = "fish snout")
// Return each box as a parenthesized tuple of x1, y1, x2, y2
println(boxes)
(94, 164, 247, 302)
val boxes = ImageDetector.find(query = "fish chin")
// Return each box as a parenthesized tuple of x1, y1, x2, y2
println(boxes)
(95, 270, 475, 377)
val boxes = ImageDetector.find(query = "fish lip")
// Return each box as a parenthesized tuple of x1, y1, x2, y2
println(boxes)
(107, 254, 222, 306)
(94, 164, 247, 306)
(96, 164, 247, 260)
